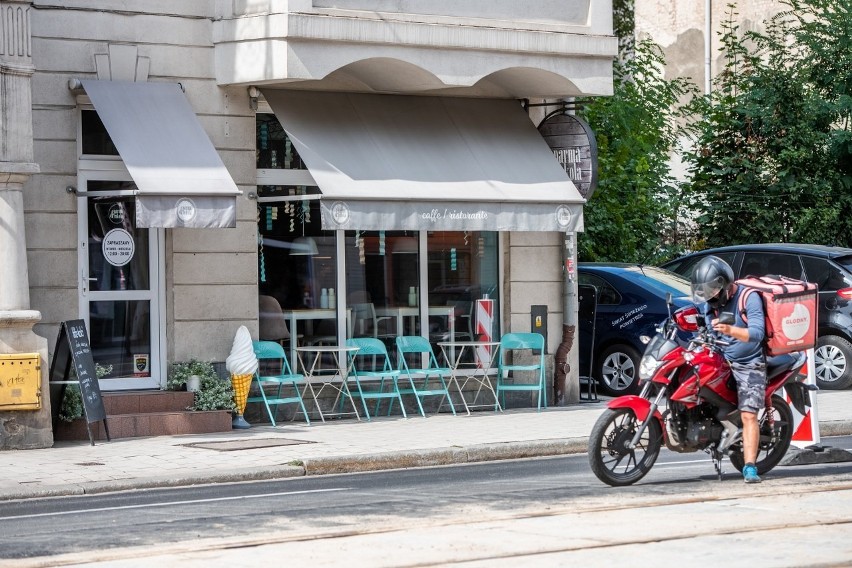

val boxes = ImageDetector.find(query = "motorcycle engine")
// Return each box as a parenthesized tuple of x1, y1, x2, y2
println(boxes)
(665, 405, 724, 452)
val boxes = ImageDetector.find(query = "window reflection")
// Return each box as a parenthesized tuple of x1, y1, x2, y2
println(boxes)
(258, 197, 336, 300)
(427, 231, 499, 358)
(256, 114, 307, 170)
(88, 300, 151, 379)
(87, 193, 150, 292)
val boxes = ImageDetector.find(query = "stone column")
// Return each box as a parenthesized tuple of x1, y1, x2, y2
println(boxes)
(0, 1, 51, 449)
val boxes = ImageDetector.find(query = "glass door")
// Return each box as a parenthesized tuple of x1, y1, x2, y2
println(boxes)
(78, 178, 163, 390)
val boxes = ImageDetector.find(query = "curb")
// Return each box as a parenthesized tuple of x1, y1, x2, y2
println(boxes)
(817, 420, 852, 437)
(302, 438, 588, 475)
(0, 438, 588, 502)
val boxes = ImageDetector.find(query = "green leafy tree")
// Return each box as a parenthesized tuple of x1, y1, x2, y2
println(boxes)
(685, 1, 852, 248)
(578, 38, 697, 262)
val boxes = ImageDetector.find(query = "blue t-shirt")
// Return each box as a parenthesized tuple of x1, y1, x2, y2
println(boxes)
(701, 284, 766, 364)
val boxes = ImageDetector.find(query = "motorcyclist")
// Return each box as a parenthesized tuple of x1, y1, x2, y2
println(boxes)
(690, 255, 766, 483)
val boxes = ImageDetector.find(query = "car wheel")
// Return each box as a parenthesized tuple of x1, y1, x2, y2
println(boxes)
(596, 344, 641, 396)
(815, 335, 852, 390)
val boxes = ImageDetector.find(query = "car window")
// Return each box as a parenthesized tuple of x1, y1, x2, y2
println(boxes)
(740, 252, 803, 280)
(800, 255, 852, 290)
(578, 273, 621, 305)
(834, 255, 852, 275)
(665, 252, 737, 278)
(621, 266, 691, 297)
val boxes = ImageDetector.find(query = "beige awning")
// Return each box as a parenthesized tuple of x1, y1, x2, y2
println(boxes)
(262, 90, 584, 232)
(82, 80, 240, 228)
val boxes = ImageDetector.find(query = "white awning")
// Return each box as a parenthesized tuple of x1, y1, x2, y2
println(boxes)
(262, 90, 584, 232)
(82, 80, 240, 228)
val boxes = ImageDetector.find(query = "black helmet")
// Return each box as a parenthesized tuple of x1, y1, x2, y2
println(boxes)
(690, 255, 735, 309)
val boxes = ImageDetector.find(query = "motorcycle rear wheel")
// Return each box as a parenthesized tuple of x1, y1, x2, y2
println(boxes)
(729, 394, 794, 475)
(589, 407, 662, 487)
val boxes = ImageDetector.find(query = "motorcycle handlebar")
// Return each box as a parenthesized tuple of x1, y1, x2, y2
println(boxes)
(689, 327, 730, 349)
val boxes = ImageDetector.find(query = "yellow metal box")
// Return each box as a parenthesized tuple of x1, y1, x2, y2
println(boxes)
(0, 353, 42, 410)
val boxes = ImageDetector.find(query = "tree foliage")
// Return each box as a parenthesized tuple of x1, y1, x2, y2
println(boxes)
(684, 0, 852, 249)
(577, 39, 697, 262)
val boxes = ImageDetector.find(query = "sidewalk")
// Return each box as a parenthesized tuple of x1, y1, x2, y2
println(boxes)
(1, 390, 850, 501)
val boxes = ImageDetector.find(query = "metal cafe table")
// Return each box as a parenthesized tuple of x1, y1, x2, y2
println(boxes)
(296, 345, 361, 422)
(437, 340, 502, 415)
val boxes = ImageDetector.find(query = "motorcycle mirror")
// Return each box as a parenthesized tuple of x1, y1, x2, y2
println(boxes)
(718, 312, 735, 325)
(695, 314, 706, 327)
(665, 292, 672, 305)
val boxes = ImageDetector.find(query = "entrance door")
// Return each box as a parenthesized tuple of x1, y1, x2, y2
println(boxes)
(78, 178, 164, 390)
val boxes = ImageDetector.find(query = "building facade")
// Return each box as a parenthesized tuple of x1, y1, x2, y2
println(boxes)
(635, 0, 784, 92)
(0, 0, 616, 448)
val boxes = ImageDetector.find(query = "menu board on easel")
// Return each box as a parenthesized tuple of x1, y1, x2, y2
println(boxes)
(49, 320, 110, 445)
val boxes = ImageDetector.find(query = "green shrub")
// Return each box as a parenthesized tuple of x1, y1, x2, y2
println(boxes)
(167, 359, 235, 411)
(59, 363, 112, 423)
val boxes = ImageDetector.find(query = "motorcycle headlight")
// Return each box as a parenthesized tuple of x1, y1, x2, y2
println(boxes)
(639, 354, 661, 381)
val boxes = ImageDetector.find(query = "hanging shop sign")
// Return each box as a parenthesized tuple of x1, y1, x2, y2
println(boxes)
(538, 113, 599, 200)
(321, 200, 584, 232)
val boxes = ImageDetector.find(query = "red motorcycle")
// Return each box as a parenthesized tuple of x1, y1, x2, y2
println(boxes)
(588, 298, 814, 486)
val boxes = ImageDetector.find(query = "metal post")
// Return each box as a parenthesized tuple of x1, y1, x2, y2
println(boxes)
(554, 231, 580, 405)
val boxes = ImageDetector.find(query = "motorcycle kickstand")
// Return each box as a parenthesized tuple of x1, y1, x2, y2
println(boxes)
(709, 448, 724, 481)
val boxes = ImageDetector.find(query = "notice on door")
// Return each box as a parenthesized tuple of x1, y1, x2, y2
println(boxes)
(102, 228, 135, 267)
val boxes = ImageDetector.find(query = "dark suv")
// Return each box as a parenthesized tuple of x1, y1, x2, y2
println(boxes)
(661, 243, 852, 390)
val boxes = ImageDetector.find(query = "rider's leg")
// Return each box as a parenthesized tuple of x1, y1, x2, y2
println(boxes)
(731, 360, 766, 481)
(741, 410, 759, 464)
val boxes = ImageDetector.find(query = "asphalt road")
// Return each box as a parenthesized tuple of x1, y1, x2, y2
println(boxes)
(2, 436, 852, 567)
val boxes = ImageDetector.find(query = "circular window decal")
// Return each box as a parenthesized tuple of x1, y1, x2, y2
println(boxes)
(108, 204, 124, 224)
(331, 201, 350, 226)
(102, 228, 135, 267)
(176, 198, 197, 224)
(555, 205, 573, 229)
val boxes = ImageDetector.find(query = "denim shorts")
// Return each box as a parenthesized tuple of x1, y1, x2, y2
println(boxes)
(730, 360, 767, 414)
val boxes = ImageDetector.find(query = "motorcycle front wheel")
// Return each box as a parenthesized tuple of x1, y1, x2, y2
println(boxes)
(588, 407, 662, 487)
(729, 394, 794, 475)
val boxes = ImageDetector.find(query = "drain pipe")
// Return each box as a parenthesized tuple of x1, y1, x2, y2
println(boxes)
(553, 231, 579, 405)
(705, 0, 712, 95)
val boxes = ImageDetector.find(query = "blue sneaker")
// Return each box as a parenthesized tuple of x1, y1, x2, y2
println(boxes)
(742, 464, 761, 483)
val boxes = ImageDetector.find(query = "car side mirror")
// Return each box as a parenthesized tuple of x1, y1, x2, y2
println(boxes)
(718, 312, 735, 325)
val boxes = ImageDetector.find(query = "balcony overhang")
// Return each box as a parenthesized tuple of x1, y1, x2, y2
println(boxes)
(213, 4, 617, 98)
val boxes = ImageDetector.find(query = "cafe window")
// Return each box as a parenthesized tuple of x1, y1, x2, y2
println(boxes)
(257, 113, 307, 170)
(255, 117, 501, 363)
(256, 195, 337, 332)
(341, 230, 500, 361)
(81, 109, 119, 156)
(427, 231, 500, 357)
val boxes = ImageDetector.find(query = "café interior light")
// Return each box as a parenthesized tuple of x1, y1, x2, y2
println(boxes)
(290, 236, 318, 256)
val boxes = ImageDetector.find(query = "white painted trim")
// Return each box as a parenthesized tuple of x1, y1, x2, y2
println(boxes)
(76, 170, 165, 391)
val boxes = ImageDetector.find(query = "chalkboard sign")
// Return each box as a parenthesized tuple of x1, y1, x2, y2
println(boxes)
(49, 320, 110, 444)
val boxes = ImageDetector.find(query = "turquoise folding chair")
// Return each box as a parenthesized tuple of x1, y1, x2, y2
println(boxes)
(496, 333, 547, 411)
(346, 337, 407, 420)
(248, 340, 310, 426)
(395, 336, 457, 417)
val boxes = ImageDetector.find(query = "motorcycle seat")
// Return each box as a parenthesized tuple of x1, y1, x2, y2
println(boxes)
(766, 351, 807, 380)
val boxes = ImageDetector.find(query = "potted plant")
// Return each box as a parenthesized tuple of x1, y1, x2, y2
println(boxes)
(166, 360, 235, 412)
(166, 359, 215, 392)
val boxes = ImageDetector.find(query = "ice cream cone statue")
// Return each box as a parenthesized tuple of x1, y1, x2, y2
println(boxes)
(225, 325, 258, 429)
